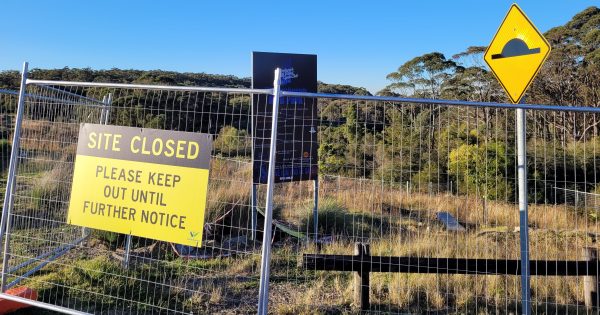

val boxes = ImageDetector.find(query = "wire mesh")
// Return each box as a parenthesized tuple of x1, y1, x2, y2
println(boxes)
(267, 96, 600, 314)
(0, 90, 18, 211)
(2, 83, 270, 313)
(3, 79, 600, 314)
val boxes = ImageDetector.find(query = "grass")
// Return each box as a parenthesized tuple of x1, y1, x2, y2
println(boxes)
(5, 138, 600, 314)
(263, 174, 599, 313)
(21, 253, 263, 314)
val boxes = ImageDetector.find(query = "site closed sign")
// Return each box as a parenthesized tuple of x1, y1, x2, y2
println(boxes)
(67, 124, 212, 247)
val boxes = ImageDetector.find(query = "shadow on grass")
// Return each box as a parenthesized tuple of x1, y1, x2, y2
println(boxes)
(302, 198, 395, 240)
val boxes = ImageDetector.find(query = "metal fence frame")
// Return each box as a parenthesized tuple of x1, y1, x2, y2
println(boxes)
(2, 62, 600, 314)
(0, 64, 113, 314)
(1, 66, 112, 292)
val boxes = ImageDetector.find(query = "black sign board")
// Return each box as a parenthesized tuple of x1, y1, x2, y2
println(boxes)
(252, 51, 318, 184)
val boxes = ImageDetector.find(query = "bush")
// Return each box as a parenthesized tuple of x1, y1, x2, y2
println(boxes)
(93, 230, 121, 247)
(213, 126, 249, 157)
(448, 142, 514, 200)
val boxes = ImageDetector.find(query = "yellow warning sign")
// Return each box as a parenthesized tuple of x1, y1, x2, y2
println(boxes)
(67, 124, 212, 247)
(484, 4, 551, 104)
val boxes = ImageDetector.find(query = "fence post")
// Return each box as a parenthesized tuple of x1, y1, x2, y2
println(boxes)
(583, 247, 599, 309)
(103, 93, 112, 125)
(99, 95, 107, 124)
(516, 106, 531, 315)
(251, 184, 258, 241)
(123, 234, 132, 269)
(0, 62, 28, 291)
(257, 68, 282, 315)
(354, 242, 370, 311)
(313, 178, 319, 244)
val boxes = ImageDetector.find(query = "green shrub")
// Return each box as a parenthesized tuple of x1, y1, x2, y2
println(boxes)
(93, 230, 121, 246)
(448, 142, 513, 200)
(213, 126, 249, 157)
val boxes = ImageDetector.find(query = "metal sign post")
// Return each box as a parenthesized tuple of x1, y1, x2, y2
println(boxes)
(251, 184, 258, 241)
(251, 51, 318, 246)
(483, 5, 551, 314)
(516, 105, 531, 315)
(250, 64, 258, 241)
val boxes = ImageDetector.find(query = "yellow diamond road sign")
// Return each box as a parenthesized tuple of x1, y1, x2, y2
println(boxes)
(484, 4, 551, 104)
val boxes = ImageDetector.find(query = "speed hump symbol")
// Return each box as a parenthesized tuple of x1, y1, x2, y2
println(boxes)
(484, 4, 551, 104)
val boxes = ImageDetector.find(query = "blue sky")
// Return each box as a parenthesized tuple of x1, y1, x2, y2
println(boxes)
(0, 1, 596, 93)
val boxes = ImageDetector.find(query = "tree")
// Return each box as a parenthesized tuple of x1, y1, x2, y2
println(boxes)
(385, 52, 462, 98)
(530, 6, 600, 139)
(446, 46, 506, 102)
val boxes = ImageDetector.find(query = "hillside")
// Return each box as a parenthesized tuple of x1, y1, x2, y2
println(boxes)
(0, 67, 372, 96)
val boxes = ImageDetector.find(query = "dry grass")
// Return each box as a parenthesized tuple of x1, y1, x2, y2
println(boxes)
(10, 145, 599, 313)
(268, 174, 598, 313)
(205, 158, 253, 224)
(20, 120, 79, 155)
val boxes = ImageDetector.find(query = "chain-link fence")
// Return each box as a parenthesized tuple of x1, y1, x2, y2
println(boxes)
(2, 67, 600, 314)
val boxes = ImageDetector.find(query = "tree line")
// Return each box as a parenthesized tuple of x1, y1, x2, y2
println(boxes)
(319, 6, 599, 203)
(0, 6, 597, 204)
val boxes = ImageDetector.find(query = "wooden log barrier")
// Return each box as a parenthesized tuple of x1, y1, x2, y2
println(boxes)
(302, 242, 600, 311)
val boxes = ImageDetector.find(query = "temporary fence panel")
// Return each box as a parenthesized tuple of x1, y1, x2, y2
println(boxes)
(2, 67, 600, 314)
(266, 92, 600, 314)
(0, 77, 274, 313)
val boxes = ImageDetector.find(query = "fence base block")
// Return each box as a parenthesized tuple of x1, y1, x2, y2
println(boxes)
(0, 286, 38, 315)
